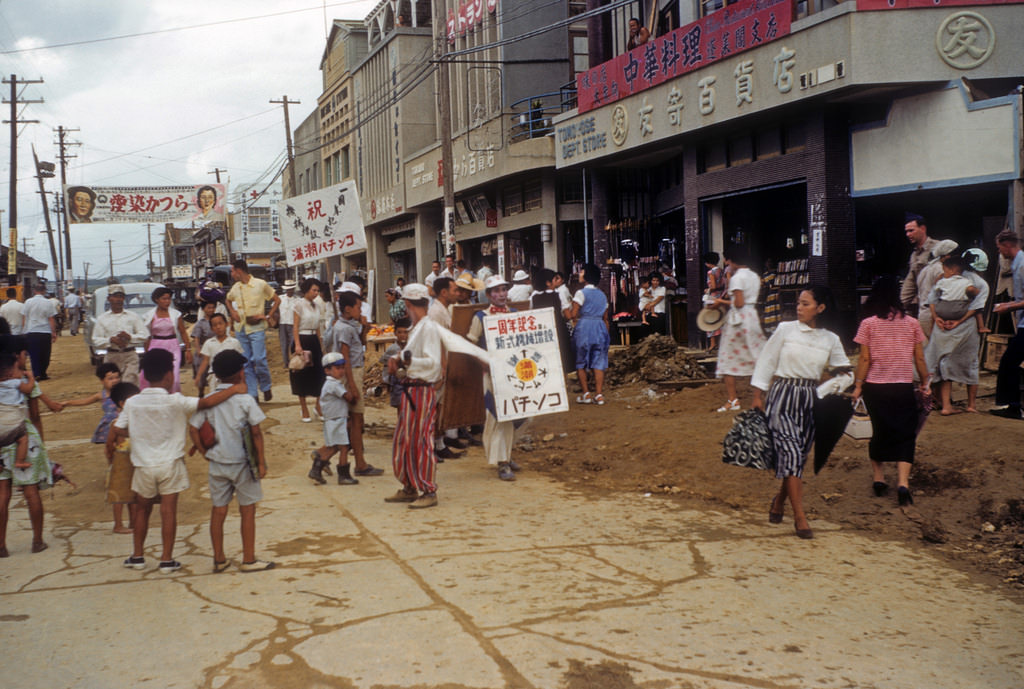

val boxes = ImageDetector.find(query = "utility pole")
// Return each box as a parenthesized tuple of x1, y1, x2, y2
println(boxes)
(146, 223, 153, 280)
(430, 4, 456, 261)
(107, 239, 114, 282)
(51, 196, 65, 282)
(55, 125, 81, 285)
(3, 74, 43, 285)
(32, 146, 61, 284)
(208, 167, 227, 183)
(270, 96, 300, 196)
(83, 262, 89, 292)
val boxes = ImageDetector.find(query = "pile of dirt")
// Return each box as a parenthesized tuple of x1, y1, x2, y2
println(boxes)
(606, 335, 707, 385)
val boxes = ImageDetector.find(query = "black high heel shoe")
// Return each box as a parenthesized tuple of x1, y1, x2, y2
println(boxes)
(897, 486, 913, 506)
(872, 482, 888, 497)
(769, 496, 784, 524)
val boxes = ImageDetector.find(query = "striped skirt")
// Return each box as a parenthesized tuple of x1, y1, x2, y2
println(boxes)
(392, 385, 437, 494)
(765, 378, 817, 479)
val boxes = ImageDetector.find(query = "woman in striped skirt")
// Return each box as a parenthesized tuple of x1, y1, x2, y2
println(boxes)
(752, 287, 851, 539)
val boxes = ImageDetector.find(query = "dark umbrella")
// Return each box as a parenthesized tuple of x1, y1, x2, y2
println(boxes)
(812, 394, 855, 474)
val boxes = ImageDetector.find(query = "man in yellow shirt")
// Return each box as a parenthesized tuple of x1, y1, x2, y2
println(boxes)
(226, 260, 280, 401)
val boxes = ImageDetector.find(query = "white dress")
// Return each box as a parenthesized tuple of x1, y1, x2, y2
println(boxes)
(715, 267, 767, 377)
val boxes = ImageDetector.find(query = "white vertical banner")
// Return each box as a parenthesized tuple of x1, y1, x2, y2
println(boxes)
(278, 182, 365, 267)
(443, 206, 456, 256)
(484, 307, 569, 422)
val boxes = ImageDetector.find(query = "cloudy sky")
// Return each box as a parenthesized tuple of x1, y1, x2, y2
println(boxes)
(1, 0, 379, 283)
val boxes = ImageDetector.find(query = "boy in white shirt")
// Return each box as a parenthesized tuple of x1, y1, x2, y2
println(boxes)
(189, 350, 274, 573)
(193, 313, 244, 394)
(108, 349, 246, 574)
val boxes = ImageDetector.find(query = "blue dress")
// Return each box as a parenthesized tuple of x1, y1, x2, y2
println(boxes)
(572, 285, 610, 371)
(92, 390, 118, 444)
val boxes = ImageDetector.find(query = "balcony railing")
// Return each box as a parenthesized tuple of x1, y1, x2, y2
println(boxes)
(508, 85, 578, 144)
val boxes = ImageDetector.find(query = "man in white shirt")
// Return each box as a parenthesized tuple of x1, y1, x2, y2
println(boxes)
(92, 285, 148, 386)
(424, 276, 465, 457)
(507, 269, 533, 303)
(108, 348, 247, 574)
(424, 261, 443, 296)
(21, 284, 58, 380)
(0, 288, 23, 334)
(440, 254, 458, 280)
(64, 289, 84, 336)
(277, 280, 298, 369)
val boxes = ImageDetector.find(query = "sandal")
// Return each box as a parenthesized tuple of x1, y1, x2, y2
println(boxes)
(576, 392, 593, 404)
(213, 559, 231, 574)
(716, 399, 740, 412)
(594, 394, 605, 406)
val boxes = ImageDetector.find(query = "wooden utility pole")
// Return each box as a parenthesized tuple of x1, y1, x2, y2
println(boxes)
(32, 146, 61, 282)
(432, 2, 456, 261)
(270, 96, 300, 196)
(208, 167, 227, 183)
(3, 74, 43, 285)
(107, 239, 114, 281)
(55, 125, 80, 285)
(146, 223, 154, 280)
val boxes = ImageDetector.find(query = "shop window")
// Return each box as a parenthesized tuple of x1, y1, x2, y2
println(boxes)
(560, 176, 585, 203)
(756, 128, 782, 160)
(728, 135, 753, 167)
(503, 185, 523, 216)
(248, 207, 272, 233)
(783, 123, 806, 153)
(524, 180, 543, 211)
(572, 33, 589, 77)
(341, 146, 350, 180)
(700, 0, 729, 18)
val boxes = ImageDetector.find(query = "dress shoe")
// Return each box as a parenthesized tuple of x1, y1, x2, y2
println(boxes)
(436, 447, 462, 460)
(263, 389, 273, 402)
(443, 436, 468, 450)
(872, 481, 888, 497)
(897, 486, 914, 506)
(794, 526, 814, 539)
(989, 406, 1022, 420)
(768, 496, 784, 524)
(409, 492, 438, 509)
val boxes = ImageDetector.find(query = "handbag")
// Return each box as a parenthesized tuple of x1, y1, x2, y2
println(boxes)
(844, 398, 873, 440)
(722, 409, 775, 470)
(288, 350, 311, 371)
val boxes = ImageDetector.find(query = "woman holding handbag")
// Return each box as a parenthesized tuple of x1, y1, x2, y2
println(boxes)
(751, 286, 850, 539)
(714, 246, 766, 412)
(852, 276, 931, 506)
(290, 279, 326, 423)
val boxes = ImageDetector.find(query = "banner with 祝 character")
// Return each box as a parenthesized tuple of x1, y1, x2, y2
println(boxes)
(484, 308, 569, 423)
(575, 0, 791, 114)
(63, 184, 227, 224)
(278, 182, 366, 267)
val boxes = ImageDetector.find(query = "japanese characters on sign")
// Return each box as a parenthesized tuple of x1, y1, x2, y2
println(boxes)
(278, 182, 366, 267)
(575, 0, 792, 114)
(484, 308, 569, 422)
(63, 184, 227, 225)
(856, 0, 1021, 9)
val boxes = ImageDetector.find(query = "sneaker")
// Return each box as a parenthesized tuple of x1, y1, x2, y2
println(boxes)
(409, 493, 438, 509)
(158, 560, 182, 574)
(384, 489, 418, 503)
(716, 399, 741, 412)
(239, 559, 276, 572)
(123, 555, 146, 570)
(497, 462, 516, 481)
(354, 464, 384, 476)
(989, 406, 1022, 420)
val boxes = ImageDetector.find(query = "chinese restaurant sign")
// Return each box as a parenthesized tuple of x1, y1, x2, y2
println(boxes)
(857, 0, 1022, 8)
(278, 182, 366, 267)
(63, 184, 226, 224)
(576, 0, 791, 114)
(484, 308, 569, 423)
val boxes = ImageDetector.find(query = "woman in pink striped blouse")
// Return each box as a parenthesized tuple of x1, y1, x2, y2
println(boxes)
(852, 277, 932, 507)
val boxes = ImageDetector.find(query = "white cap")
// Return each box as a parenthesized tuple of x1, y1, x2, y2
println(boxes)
(338, 281, 361, 294)
(401, 283, 429, 301)
(932, 239, 959, 259)
(485, 275, 510, 291)
(512, 269, 530, 282)
(322, 352, 346, 367)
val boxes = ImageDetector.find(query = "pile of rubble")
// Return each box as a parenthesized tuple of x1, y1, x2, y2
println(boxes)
(606, 335, 708, 385)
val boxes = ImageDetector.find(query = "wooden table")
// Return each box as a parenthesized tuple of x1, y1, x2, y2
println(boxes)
(616, 320, 644, 346)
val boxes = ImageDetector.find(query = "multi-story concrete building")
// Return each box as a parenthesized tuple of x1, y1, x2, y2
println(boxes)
(229, 182, 285, 279)
(556, 0, 1023, 341)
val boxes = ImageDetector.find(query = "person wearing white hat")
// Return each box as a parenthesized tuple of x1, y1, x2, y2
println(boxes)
(914, 238, 958, 338)
(467, 275, 521, 481)
(277, 279, 299, 368)
(507, 269, 533, 303)
(385, 283, 492, 508)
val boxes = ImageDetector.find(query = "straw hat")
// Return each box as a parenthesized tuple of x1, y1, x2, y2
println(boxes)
(696, 306, 727, 333)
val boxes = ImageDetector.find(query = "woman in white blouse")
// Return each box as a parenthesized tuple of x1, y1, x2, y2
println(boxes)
(713, 247, 767, 411)
(751, 286, 851, 539)
(290, 278, 326, 422)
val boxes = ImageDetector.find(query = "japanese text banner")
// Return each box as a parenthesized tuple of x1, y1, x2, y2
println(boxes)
(484, 308, 569, 423)
(63, 184, 226, 224)
(576, 0, 791, 114)
(857, 0, 1022, 8)
(278, 182, 366, 267)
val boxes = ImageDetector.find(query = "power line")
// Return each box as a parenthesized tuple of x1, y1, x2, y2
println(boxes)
(0, 2, 375, 55)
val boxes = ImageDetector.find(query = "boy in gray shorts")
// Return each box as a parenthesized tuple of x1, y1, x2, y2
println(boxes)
(189, 350, 274, 573)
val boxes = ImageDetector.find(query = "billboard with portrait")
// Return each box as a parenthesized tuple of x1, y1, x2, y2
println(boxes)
(63, 184, 227, 224)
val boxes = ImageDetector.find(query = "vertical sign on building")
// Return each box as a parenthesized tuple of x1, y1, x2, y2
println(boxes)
(444, 206, 456, 256)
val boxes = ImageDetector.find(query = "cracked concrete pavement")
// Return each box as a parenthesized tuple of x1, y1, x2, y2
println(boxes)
(2, 383, 1023, 689)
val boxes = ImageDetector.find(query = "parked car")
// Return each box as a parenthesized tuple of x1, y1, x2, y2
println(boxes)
(83, 283, 185, 366)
